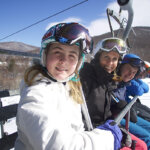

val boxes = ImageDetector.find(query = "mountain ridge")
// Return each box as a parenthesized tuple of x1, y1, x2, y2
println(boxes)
(0, 26, 150, 60)
(0, 41, 40, 52)
(93, 26, 150, 61)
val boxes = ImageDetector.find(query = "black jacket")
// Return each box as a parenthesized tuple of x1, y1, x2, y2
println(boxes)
(132, 98, 150, 122)
(80, 55, 118, 127)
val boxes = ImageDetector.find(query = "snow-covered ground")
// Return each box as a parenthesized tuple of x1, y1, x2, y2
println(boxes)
(139, 78, 150, 108)
(0, 78, 150, 147)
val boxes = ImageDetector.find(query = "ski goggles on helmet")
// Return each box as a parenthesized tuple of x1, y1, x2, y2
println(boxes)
(99, 38, 127, 55)
(41, 22, 93, 54)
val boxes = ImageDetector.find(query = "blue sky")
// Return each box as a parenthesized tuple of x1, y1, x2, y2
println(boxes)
(0, 0, 150, 47)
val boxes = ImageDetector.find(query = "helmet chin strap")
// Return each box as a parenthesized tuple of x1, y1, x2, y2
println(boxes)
(46, 69, 75, 83)
(70, 53, 85, 82)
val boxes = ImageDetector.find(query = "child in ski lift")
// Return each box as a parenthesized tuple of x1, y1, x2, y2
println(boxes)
(114, 54, 150, 149)
(14, 22, 122, 150)
(125, 60, 150, 104)
(127, 61, 150, 123)
(80, 38, 147, 150)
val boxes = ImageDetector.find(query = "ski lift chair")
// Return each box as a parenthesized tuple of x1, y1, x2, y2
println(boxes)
(0, 90, 18, 150)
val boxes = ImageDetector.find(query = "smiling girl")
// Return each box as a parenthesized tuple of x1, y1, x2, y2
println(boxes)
(14, 23, 122, 150)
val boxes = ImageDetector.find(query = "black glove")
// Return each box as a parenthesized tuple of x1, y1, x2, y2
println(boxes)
(130, 107, 137, 123)
(120, 127, 132, 148)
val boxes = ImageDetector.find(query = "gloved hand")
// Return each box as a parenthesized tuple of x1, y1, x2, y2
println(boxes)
(97, 120, 122, 150)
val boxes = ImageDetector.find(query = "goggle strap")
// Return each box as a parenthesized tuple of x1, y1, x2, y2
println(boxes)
(70, 36, 89, 54)
(70, 34, 85, 45)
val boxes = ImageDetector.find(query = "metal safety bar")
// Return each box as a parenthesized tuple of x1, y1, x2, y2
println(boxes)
(114, 95, 138, 125)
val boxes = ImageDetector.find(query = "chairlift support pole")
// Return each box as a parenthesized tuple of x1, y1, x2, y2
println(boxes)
(107, 8, 115, 37)
(122, 5, 134, 41)
(117, 0, 134, 41)
(107, 0, 134, 42)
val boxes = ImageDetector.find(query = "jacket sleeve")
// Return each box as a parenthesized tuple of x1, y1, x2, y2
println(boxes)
(126, 79, 149, 102)
(126, 79, 149, 96)
(16, 84, 115, 150)
(139, 79, 149, 93)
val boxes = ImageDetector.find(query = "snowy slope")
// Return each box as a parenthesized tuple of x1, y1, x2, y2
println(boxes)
(140, 78, 150, 108)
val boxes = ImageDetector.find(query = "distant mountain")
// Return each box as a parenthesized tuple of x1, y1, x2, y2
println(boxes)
(93, 26, 150, 62)
(0, 41, 40, 53)
(0, 42, 40, 90)
(0, 26, 149, 60)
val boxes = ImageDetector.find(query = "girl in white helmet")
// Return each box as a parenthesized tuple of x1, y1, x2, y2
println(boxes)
(15, 23, 122, 150)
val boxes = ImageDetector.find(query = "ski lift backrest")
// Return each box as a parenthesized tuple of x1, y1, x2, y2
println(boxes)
(0, 90, 18, 150)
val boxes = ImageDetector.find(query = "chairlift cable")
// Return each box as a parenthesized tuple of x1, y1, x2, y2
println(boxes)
(0, 0, 88, 41)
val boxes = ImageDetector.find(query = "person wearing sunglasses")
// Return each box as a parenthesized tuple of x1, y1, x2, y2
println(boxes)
(80, 38, 147, 149)
(113, 54, 150, 149)
(15, 23, 123, 150)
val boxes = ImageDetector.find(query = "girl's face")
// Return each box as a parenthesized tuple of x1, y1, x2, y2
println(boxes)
(99, 51, 120, 73)
(46, 43, 80, 81)
(120, 63, 138, 82)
